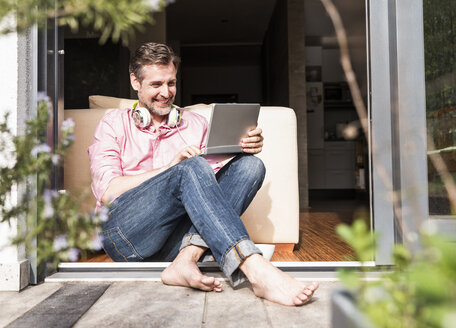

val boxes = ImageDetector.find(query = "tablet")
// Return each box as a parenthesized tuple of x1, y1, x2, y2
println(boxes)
(201, 103, 260, 155)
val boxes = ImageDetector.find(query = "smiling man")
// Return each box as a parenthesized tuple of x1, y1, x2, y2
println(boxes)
(88, 42, 318, 306)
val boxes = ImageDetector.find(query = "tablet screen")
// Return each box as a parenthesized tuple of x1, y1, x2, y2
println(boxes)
(202, 103, 260, 155)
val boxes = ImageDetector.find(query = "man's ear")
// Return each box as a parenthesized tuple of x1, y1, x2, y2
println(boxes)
(130, 73, 140, 91)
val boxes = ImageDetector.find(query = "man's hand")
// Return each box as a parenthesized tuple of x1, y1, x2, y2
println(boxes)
(168, 145, 201, 167)
(241, 127, 264, 154)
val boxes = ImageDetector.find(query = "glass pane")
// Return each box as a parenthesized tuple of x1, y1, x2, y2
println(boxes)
(424, 0, 456, 216)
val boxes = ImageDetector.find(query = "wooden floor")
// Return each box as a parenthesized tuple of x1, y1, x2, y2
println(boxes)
(271, 210, 356, 261)
(82, 199, 370, 263)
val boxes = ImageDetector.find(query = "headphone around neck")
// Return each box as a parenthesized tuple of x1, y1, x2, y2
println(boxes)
(131, 100, 182, 129)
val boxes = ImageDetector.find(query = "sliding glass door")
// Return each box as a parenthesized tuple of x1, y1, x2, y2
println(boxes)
(424, 0, 456, 236)
(372, 0, 456, 250)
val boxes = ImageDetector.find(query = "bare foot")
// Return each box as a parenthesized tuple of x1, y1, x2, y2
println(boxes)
(240, 254, 319, 306)
(161, 246, 223, 292)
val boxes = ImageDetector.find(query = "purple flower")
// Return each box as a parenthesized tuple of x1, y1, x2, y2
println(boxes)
(61, 118, 75, 132)
(52, 154, 60, 165)
(90, 235, 104, 251)
(44, 189, 59, 200)
(146, 0, 161, 10)
(98, 206, 109, 222)
(31, 143, 51, 157)
(43, 202, 54, 218)
(43, 189, 53, 203)
(67, 248, 80, 262)
(53, 235, 68, 251)
(37, 92, 50, 103)
(62, 135, 75, 146)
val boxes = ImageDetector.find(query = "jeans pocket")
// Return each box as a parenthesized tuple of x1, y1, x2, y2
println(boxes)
(102, 227, 144, 262)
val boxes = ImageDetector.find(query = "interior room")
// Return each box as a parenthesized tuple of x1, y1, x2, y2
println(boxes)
(63, 0, 370, 262)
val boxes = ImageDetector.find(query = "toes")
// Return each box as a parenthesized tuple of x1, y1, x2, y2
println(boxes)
(212, 279, 223, 292)
(195, 282, 214, 291)
(303, 282, 319, 295)
(214, 281, 223, 290)
(293, 295, 305, 306)
(308, 282, 319, 291)
(303, 288, 313, 297)
(299, 292, 309, 302)
(201, 276, 215, 285)
(201, 276, 224, 292)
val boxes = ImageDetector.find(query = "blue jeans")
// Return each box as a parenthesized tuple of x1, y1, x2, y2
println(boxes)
(101, 154, 266, 286)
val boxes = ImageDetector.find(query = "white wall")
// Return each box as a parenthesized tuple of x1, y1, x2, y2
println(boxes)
(0, 17, 31, 291)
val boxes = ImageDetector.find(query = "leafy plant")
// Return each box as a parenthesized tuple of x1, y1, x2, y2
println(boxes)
(0, 0, 172, 45)
(337, 220, 456, 328)
(0, 94, 108, 270)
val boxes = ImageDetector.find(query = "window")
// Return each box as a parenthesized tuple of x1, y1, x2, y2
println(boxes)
(424, 0, 456, 217)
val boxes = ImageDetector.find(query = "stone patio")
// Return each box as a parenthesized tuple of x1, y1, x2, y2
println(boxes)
(1, 281, 339, 327)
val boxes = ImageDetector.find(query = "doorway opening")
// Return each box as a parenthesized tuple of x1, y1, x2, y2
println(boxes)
(62, 0, 370, 263)
(304, 0, 370, 262)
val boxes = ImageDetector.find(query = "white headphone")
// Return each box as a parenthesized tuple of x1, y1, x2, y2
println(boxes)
(131, 100, 182, 129)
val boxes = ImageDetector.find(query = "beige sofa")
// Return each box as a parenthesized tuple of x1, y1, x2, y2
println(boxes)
(63, 95, 299, 244)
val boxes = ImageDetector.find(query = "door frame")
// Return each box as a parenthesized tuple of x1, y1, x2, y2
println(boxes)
(48, 0, 437, 279)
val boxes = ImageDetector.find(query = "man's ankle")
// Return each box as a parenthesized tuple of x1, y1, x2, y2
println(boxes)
(180, 245, 207, 262)
(240, 253, 263, 281)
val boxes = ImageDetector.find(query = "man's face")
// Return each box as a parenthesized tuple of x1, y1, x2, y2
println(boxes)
(130, 62, 177, 117)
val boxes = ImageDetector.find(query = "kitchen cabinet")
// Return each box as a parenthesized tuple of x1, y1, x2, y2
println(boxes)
(308, 149, 326, 189)
(308, 141, 355, 189)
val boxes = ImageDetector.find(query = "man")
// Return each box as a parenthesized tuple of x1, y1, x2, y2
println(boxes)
(89, 42, 318, 306)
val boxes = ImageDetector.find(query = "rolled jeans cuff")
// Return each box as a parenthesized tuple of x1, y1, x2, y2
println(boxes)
(222, 239, 262, 286)
(180, 234, 262, 287)
(180, 233, 209, 251)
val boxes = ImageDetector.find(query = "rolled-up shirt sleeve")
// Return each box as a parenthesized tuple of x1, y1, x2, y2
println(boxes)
(88, 113, 123, 205)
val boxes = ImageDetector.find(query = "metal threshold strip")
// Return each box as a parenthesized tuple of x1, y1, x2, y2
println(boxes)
(45, 261, 380, 282)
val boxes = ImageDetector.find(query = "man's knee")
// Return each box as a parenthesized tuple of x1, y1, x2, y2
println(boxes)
(235, 155, 266, 181)
(178, 155, 214, 177)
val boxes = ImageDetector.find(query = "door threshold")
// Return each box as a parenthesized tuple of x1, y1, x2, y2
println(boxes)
(45, 261, 378, 283)
(58, 261, 375, 270)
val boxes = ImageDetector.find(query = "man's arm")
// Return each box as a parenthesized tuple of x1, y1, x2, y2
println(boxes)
(101, 145, 201, 204)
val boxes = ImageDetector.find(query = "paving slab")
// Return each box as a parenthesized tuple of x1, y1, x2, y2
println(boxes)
(74, 282, 206, 328)
(7, 283, 110, 328)
(203, 282, 271, 328)
(263, 282, 340, 328)
(0, 282, 62, 327)
(1, 281, 340, 328)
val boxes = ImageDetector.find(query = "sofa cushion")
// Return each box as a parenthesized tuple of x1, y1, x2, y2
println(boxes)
(89, 95, 137, 109)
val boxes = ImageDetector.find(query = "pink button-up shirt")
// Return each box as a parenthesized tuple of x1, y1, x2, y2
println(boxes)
(88, 108, 223, 206)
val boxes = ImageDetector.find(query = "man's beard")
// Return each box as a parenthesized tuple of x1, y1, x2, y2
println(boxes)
(138, 96, 172, 117)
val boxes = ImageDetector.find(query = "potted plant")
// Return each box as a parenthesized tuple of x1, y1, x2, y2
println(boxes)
(0, 95, 108, 273)
(331, 219, 456, 328)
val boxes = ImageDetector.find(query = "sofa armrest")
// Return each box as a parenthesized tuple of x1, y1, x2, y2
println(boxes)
(242, 107, 299, 243)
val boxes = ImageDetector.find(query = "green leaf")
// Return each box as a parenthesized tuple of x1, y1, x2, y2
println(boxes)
(392, 244, 411, 269)
(336, 219, 376, 262)
(337, 268, 361, 290)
